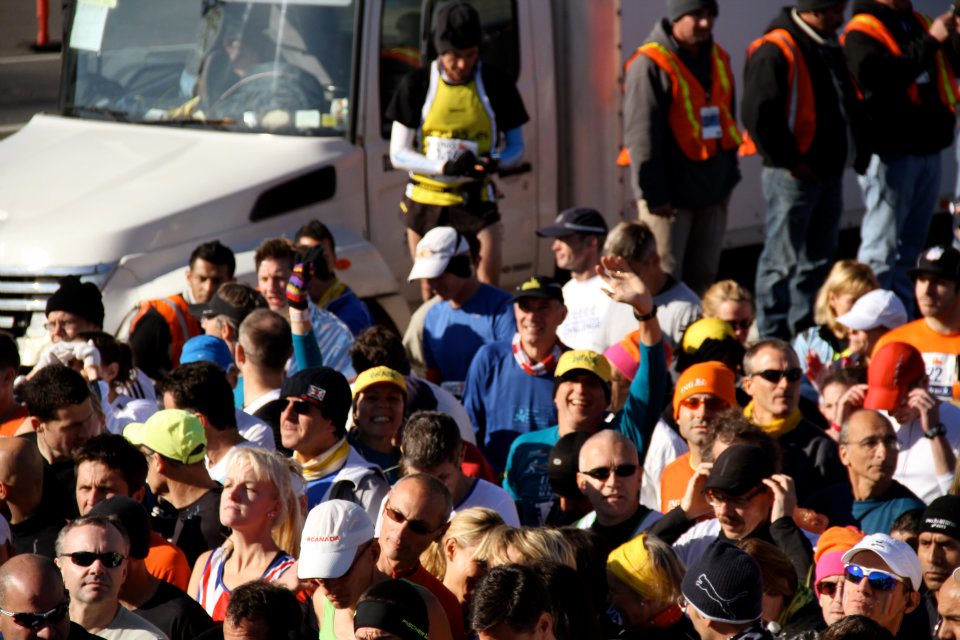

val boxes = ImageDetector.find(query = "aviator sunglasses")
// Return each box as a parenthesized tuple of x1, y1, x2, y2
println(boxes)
(0, 600, 70, 629)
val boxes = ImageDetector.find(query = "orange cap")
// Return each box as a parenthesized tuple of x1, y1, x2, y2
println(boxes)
(672, 361, 737, 419)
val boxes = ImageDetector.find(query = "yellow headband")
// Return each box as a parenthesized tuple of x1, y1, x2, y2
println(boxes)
(606, 534, 671, 602)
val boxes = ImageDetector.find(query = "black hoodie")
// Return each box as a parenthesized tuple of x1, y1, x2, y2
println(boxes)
(843, 0, 960, 157)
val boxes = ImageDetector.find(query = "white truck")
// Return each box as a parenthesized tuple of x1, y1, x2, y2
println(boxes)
(0, 0, 954, 362)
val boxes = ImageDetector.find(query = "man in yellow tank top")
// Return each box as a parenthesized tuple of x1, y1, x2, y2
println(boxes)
(386, 2, 528, 298)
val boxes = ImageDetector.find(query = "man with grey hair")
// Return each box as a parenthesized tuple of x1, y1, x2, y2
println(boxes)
(574, 430, 661, 549)
(603, 221, 701, 348)
(237, 308, 292, 429)
(55, 516, 167, 639)
(375, 474, 464, 640)
(0, 553, 101, 640)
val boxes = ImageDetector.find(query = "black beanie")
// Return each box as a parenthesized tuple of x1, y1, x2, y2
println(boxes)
(681, 539, 762, 624)
(922, 495, 960, 541)
(45, 275, 105, 328)
(433, 2, 482, 54)
(797, 0, 846, 11)
(666, 0, 718, 22)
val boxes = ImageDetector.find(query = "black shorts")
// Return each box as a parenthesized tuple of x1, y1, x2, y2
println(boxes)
(400, 194, 500, 237)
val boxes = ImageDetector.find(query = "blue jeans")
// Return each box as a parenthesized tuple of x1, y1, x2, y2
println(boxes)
(756, 168, 842, 339)
(857, 152, 940, 306)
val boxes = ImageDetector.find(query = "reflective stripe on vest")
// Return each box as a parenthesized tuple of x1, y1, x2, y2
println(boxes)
(744, 28, 816, 155)
(842, 12, 959, 112)
(130, 294, 201, 367)
(637, 42, 742, 162)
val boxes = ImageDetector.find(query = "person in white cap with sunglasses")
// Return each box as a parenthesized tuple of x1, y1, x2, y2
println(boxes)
(841, 532, 922, 635)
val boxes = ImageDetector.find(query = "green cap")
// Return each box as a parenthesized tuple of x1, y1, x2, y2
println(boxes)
(124, 409, 207, 464)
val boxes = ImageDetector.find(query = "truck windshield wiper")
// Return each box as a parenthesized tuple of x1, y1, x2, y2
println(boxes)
(144, 116, 235, 130)
(67, 105, 131, 122)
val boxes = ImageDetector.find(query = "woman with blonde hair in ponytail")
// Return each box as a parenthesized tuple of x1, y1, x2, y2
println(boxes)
(421, 507, 504, 606)
(188, 447, 304, 621)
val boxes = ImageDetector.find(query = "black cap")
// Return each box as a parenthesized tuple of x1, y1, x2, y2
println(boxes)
(199, 289, 267, 326)
(280, 367, 352, 431)
(45, 276, 105, 328)
(681, 539, 762, 624)
(703, 444, 774, 496)
(514, 275, 564, 303)
(433, 2, 482, 54)
(922, 495, 960, 541)
(88, 496, 151, 560)
(909, 246, 960, 283)
(796, 0, 846, 11)
(547, 432, 591, 498)
(536, 208, 608, 238)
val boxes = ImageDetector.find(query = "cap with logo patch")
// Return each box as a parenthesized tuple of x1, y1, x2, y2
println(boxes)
(841, 533, 922, 590)
(514, 275, 564, 303)
(353, 366, 408, 398)
(909, 245, 960, 283)
(554, 349, 612, 384)
(280, 366, 352, 430)
(298, 500, 375, 579)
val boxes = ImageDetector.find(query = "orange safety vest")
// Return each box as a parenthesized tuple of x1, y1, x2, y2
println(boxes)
(740, 28, 816, 157)
(618, 42, 741, 165)
(842, 12, 958, 112)
(129, 294, 202, 368)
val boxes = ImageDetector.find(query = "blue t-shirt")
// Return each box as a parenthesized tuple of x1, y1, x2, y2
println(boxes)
(327, 287, 374, 337)
(462, 340, 560, 473)
(852, 481, 926, 535)
(422, 284, 516, 387)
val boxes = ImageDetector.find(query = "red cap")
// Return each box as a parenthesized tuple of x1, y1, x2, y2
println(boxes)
(863, 342, 926, 411)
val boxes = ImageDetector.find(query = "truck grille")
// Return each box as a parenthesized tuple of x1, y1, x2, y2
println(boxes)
(0, 265, 114, 336)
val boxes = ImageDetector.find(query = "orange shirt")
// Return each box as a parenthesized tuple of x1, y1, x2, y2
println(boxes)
(660, 452, 695, 513)
(144, 531, 191, 591)
(873, 319, 960, 401)
(0, 407, 28, 437)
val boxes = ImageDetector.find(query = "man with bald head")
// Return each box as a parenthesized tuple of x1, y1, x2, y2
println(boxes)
(0, 553, 99, 640)
(838, 409, 924, 534)
(938, 569, 960, 639)
(376, 473, 464, 640)
(574, 430, 661, 549)
(0, 437, 65, 558)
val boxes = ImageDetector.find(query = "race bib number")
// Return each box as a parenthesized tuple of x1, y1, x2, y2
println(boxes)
(424, 137, 479, 163)
(922, 352, 958, 401)
(700, 106, 721, 140)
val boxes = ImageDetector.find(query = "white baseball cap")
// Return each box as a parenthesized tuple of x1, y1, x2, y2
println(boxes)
(836, 289, 908, 332)
(407, 227, 470, 281)
(841, 533, 922, 590)
(298, 500, 375, 580)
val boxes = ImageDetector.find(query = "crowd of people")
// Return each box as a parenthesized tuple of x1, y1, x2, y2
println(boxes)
(4, 0, 960, 639)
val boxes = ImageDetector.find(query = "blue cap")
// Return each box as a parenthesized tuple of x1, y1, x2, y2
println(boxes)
(180, 335, 235, 371)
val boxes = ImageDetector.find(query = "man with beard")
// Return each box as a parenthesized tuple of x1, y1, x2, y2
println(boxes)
(918, 496, 960, 634)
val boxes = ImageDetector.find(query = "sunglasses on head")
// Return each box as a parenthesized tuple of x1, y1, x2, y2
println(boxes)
(844, 564, 904, 591)
(581, 464, 638, 481)
(61, 551, 126, 568)
(751, 368, 803, 384)
(0, 601, 70, 629)
(679, 397, 728, 412)
(383, 504, 442, 536)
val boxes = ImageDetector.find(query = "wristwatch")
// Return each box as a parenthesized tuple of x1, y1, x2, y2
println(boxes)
(924, 423, 947, 439)
(634, 305, 657, 322)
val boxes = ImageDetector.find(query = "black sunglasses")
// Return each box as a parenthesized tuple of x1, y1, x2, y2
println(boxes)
(751, 368, 803, 384)
(383, 504, 442, 536)
(60, 551, 126, 568)
(817, 580, 840, 598)
(0, 600, 69, 629)
(581, 464, 638, 481)
(287, 399, 316, 415)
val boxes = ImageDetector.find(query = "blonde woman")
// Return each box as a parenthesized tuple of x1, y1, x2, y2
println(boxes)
(189, 448, 304, 621)
(482, 526, 577, 569)
(421, 507, 504, 605)
(702, 280, 755, 346)
(792, 260, 877, 396)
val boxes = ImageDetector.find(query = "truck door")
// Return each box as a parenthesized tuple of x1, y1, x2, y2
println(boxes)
(360, 0, 540, 294)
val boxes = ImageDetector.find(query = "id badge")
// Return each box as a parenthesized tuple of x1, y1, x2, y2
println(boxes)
(700, 105, 721, 140)
(425, 137, 479, 163)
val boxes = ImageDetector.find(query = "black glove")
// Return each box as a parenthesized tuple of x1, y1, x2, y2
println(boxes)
(443, 150, 479, 176)
(478, 154, 499, 175)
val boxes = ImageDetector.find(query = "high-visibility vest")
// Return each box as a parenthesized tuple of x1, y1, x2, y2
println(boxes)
(129, 294, 202, 368)
(620, 42, 741, 165)
(741, 29, 816, 157)
(842, 12, 958, 112)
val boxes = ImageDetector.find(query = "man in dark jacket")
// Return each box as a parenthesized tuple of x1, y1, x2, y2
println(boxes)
(623, 0, 740, 295)
(742, 0, 853, 339)
(843, 0, 960, 306)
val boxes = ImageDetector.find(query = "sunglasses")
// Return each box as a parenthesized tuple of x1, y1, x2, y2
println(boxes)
(817, 579, 841, 598)
(60, 551, 126, 568)
(581, 464, 638, 481)
(287, 400, 316, 415)
(751, 368, 803, 384)
(0, 601, 70, 629)
(679, 397, 728, 412)
(383, 505, 442, 536)
(844, 564, 904, 592)
(727, 318, 752, 331)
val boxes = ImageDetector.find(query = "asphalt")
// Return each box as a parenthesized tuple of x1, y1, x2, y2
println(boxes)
(0, 0, 63, 134)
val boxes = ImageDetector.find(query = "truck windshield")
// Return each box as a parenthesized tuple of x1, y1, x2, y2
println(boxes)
(61, 0, 357, 136)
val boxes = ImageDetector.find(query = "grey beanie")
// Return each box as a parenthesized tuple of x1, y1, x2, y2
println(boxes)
(796, 0, 845, 10)
(667, 0, 718, 22)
